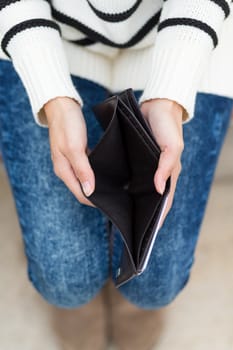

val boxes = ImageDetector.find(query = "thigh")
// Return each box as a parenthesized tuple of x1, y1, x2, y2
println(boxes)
(112, 91, 233, 308)
(0, 59, 110, 307)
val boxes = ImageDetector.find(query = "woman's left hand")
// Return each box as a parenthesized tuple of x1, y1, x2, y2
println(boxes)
(140, 98, 184, 229)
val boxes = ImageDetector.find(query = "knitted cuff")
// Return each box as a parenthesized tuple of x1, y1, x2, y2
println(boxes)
(138, 37, 211, 123)
(6, 27, 83, 127)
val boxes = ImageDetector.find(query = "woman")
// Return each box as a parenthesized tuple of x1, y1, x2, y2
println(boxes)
(0, 0, 233, 349)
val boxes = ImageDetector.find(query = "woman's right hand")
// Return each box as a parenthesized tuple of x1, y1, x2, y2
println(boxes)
(44, 96, 96, 207)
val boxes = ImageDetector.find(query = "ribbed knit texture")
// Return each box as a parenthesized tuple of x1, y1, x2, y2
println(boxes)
(138, 26, 213, 122)
(7, 28, 83, 127)
(138, 44, 210, 123)
(0, 0, 232, 127)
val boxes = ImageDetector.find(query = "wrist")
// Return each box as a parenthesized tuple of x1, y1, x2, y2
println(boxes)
(45, 96, 81, 113)
(142, 98, 183, 114)
(141, 98, 184, 124)
(45, 96, 82, 123)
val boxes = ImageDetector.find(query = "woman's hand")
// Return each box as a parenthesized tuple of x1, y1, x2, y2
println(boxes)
(140, 98, 184, 228)
(44, 96, 96, 207)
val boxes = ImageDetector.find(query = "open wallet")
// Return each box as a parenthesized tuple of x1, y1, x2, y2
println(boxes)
(81, 88, 171, 287)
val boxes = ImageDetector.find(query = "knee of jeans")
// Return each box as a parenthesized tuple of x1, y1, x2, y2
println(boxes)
(118, 269, 191, 310)
(26, 256, 106, 309)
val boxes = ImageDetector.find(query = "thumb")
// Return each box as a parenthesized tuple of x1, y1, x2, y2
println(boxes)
(154, 146, 176, 195)
(69, 150, 95, 197)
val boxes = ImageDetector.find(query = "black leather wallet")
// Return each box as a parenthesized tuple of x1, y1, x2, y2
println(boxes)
(81, 88, 171, 287)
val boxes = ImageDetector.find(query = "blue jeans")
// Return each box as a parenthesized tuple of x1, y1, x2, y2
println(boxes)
(0, 58, 232, 310)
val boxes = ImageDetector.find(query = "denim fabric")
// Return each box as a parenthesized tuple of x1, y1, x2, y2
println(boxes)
(0, 58, 232, 309)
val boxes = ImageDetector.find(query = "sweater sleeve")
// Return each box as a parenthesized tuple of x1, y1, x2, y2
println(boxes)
(138, 0, 232, 123)
(0, 0, 83, 127)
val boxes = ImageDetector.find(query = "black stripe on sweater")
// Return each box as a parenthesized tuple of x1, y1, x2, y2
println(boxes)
(209, 0, 231, 18)
(158, 18, 218, 47)
(51, 6, 161, 48)
(69, 37, 96, 46)
(1, 18, 61, 58)
(0, 0, 20, 11)
(86, 0, 142, 22)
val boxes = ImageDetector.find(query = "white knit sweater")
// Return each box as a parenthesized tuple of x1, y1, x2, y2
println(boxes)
(0, 0, 233, 127)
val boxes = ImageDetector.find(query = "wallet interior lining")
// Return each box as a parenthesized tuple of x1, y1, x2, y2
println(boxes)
(117, 101, 164, 268)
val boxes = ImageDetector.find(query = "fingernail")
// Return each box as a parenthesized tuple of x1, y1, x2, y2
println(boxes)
(158, 179, 166, 195)
(81, 181, 93, 196)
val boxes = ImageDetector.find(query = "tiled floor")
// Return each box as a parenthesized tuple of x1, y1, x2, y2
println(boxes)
(0, 126, 232, 350)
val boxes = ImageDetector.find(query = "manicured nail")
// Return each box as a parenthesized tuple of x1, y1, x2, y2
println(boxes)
(81, 181, 92, 196)
(158, 179, 166, 195)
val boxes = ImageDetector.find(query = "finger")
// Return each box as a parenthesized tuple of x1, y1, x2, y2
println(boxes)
(53, 153, 96, 207)
(158, 162, 182, 229)
(154, 144, 182, 194)
(65, 146, 95, 197)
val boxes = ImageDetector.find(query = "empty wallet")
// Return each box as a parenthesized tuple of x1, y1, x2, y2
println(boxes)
(81, 88, 171, 287)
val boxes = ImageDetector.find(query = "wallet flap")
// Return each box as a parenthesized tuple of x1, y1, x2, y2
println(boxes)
(118, 89, 161, 153)
(92, 95, 118, 131)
